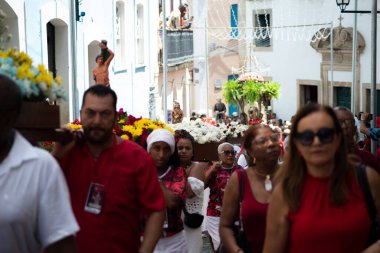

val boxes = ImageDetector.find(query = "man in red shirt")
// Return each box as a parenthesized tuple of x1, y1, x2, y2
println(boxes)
(53, 85, 165, 253)
(334, 106, 379, 173)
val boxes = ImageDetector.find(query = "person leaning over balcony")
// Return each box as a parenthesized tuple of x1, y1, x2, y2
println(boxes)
(147, 129, 188, 253)
(204, 142, 243, 251)
(263, 104, 380, 253)
(166, 4, 193, 30)
(0, 74, 79, 253)
(92, 41, 114, 87)
(52, 85, 165, 253)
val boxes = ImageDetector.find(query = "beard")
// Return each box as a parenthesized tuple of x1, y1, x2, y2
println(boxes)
(83, 125, 114, 145)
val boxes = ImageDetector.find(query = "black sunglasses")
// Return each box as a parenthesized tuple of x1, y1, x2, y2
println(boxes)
(222, 150, 236, 156)
(296, 128, 336, 146)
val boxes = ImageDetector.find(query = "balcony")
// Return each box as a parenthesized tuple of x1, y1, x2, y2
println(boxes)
(159, 30, 194, 67)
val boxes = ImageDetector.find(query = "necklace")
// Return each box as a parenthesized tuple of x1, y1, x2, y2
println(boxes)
(264, 175, 272, 192)
(254, 170, 273, 192)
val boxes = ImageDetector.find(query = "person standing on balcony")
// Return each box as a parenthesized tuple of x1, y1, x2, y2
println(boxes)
(0, 74, 79, 253)
(166, 4, 193, 30)
(92, 41, 114, 87)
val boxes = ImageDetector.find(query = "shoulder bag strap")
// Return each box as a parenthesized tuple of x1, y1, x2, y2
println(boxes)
(356, 163, 377, 220)
(238, 170, 245, 231)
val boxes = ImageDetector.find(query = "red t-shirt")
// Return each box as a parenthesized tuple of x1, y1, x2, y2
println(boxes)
(288, 172, 370, 253)
(59, 138, 166, 253)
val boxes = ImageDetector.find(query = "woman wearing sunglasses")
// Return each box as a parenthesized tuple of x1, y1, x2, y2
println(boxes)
(263, 103, 380, 253)
(205, 142, 243, 251)
(220, 124, 281, 253)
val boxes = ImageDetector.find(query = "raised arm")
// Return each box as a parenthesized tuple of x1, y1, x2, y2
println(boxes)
(204, 162, 220, 188)
(104, 48, 115, 66)
(263, 183, 290, 253)
(219, 171, 241, 253)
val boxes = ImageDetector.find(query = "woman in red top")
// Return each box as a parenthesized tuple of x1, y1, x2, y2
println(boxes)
(147, 129, 188, 253)
(263, 104, 380, 253)
(220, 124, 281, 253)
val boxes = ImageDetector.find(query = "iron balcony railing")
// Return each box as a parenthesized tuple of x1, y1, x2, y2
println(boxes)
(159, 30, 194, 67)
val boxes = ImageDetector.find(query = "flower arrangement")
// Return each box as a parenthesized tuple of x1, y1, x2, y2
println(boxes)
(66, 109, 173, 148)
(223, 72, 280, 122)
(237, 72, 265, 83)
(0, 49, 66, 101)
(169, 119, 249, 144)
(170, 119, 225, 144)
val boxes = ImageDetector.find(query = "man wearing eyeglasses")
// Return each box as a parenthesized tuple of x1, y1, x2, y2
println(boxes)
(334, 107, 379, 173)
(204, 142, 243, 251)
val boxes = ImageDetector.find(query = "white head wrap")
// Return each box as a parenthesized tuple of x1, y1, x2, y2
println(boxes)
(147, 128, 175, 154)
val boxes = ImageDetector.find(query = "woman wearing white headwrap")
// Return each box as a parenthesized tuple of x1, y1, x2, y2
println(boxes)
(147, 129, 188, 253)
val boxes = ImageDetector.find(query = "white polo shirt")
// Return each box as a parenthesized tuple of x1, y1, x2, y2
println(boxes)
(0, 132, 79, 252)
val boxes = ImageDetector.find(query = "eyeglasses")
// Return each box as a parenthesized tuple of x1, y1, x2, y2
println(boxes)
(338, 119, 355, 126)
(221, 150, 236, 156)
(296, 127, 336, 146)
(254, 134, 280, 146)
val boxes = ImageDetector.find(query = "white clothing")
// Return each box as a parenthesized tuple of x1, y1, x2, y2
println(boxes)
(185, 177, 204, 214)
(154, 230, 188, 253)
(166, 8, 182, 29)
(0, 132, 79, 253)
(237, 154, 248, 169)
(206, 216, 221, 250)
(184, 225, 202, 253)
(184, 177, 204, 253)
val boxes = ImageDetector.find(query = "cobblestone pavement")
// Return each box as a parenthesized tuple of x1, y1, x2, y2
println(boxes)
(202, 231, 214, 253)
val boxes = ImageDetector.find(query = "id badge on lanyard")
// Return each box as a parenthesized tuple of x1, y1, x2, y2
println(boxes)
(84, 182, 105, 215)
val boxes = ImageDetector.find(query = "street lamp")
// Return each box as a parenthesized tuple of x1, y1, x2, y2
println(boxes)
(336, 0, 377, 154)
(336, 0, 350, 12)
(336, 0, 379, 13)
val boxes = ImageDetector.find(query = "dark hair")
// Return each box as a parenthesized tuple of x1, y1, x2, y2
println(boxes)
(243, 123, 274, 166)
(100, 39, 108, 46)
(175, 129, 195, 148)
(179, 4, 186, 12)
(174, 129, 195, 162)
(278, 103, 352, 211)
(95, 54, 103, 63)
(0, 74, 22, 116)
(82, 85, 117, 111)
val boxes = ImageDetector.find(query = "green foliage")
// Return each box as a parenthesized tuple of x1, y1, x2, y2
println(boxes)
(260, 81, 281, 99)
(222, 78, 281, 113)
(222, 79, 242, 106)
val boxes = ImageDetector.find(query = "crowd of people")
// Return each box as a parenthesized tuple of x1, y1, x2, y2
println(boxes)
(3, 77, 380, 253)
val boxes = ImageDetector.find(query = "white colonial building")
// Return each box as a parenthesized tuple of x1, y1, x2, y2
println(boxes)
(2, 0, 379, 123)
